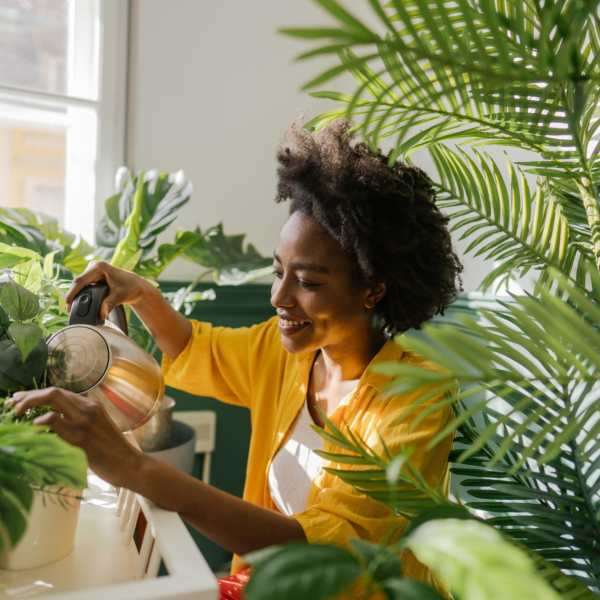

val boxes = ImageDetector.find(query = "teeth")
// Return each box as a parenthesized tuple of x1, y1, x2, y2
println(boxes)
(280, 318, 308, 327)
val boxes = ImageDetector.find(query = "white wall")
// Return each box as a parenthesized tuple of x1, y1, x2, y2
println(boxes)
(126, 0, 488, 290)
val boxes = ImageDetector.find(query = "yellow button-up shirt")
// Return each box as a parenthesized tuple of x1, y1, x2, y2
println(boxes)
(162, 316, 453, 586)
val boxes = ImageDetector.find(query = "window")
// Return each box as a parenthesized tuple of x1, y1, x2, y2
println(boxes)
(0, 0, 128, 242)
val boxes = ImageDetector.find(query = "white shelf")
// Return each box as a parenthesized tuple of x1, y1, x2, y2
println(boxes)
(0, 473, 218, 600)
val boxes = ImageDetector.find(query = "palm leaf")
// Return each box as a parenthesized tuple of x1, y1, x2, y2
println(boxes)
(282, 1, 600, 182)
(428, 145, 595, 293)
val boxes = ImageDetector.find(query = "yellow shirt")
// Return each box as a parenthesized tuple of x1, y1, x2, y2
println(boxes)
(162, 316, 453, 585)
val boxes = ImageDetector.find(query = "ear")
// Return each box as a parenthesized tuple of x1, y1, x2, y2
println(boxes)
(364, 282, 386, 310)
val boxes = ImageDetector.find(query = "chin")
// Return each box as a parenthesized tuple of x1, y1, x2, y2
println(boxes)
(278, 329, 317, 355)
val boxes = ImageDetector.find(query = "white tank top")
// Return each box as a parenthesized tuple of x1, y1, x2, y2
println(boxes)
(267, 400, 325, 516)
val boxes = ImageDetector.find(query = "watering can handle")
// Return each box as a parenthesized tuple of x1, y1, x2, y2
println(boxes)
(69, 282, 129, 335)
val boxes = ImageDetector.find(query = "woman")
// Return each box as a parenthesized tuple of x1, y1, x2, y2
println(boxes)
(11, 121, 462, 596)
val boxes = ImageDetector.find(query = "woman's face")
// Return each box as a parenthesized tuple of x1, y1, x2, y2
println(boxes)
(271, 211, 376, 355)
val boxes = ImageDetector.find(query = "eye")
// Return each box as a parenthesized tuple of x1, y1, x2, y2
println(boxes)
(298, 279, 321, 289)
(272, 268, 283, 279)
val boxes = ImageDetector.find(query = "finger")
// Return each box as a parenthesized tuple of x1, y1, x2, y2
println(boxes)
(34, 412, 84, 448)
(12, 387, 81, 421)
(65, 261, 111, 308)
(99, 296, 117, 321)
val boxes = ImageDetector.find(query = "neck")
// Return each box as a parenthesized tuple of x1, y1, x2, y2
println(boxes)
(319, 325, 387, 382)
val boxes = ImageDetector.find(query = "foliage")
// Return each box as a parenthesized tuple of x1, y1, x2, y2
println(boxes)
(0, 207, 94, 275)
(95, 167, 271, 283)
(0, 279, 48, 394)
(277, 0, 600, 596)
(0, 421, 88, 554)
(245, 516, 561, 600)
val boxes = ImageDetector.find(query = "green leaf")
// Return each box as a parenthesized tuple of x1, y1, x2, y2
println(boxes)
(97, 168, 192, 268)
(244, 543, 361, 600)
(8, 322, 44, 362)
(0, 280, 40, 321)
(0, 339, 47, 394)
(350, 538, 402, 583)
(11, 259, 44, 294)
(0, 423, 88, 550)
(380, 578, 446, 600)
(406, 519, 561, 600)
(401, 505, 475, 538)
(0, 305, 9, 337)
(0, 242, 41, 270)
(180, 224, 271, 284)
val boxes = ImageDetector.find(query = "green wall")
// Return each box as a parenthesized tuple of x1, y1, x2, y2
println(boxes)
(158, 282, 498, 572)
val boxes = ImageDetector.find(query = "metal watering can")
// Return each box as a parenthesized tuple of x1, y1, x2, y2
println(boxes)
(46, 283, 164, 432)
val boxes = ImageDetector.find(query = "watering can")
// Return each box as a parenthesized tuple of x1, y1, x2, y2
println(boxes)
(46, 283, 164, 432)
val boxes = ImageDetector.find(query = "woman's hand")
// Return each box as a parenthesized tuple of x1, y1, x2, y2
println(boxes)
(66, 261, 154, 320)
(9, 387, 144, 488)
(66, 261, 192, 359)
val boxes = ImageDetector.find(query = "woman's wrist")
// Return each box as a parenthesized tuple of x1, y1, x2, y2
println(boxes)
(130, 278, 161, 308)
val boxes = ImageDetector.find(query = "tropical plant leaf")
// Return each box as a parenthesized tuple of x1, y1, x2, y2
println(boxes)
(136, 224, 272, 284)
(405, 518, 562, 600)
(244, 543, 361, 600)
(8, 323, 44, 363)
(0, 423, 87, 552)
(96, 168, 193, 268)
(0, 280, 40, 321)
(0, 208, 93, 275)
(429, 145, 594, 293)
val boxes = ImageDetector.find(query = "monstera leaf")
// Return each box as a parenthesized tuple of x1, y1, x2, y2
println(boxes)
(137, 224, 272, 284)
(96, 168, 193, 270)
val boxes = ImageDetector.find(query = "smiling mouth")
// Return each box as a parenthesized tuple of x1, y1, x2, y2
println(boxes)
(278, 318, 311, 334)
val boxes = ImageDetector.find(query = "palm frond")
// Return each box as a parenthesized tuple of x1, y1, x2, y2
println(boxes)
(428, 145, 596, 293)
(453, 418, 599, 587)
(379, 268, 599, 467)
(283, 0, 600, 180)
(313, 412, 448, 518)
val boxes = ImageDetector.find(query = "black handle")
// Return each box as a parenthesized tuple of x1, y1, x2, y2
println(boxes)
(69, 282, 129, 335)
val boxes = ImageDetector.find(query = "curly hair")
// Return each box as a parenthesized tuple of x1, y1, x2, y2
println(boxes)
(275, 120, 463, 335)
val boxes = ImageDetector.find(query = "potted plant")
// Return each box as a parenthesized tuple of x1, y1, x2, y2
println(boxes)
(1, 168, 272, 453)
(242, 1, 599, 598)
(0, 273, 87, 570)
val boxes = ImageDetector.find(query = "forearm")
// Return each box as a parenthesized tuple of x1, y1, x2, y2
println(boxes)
(132, 282, 193, 359)
(130, 454, 306, 555)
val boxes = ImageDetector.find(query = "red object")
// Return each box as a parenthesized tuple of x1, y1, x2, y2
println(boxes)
(218, 567, 251, 600)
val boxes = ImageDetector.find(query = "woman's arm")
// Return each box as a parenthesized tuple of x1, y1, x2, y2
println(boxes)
(66, 261, 192, 359)
(9, 387, 305, 555)
(133, 454, 306, 555)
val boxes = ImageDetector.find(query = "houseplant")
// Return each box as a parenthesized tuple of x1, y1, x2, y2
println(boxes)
(0, 273, 88, 569)
(1, 167, 272, 353)
(242, 1, 600, 598)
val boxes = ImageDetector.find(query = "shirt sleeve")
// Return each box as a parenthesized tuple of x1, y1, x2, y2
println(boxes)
(161, 317, 281, 409)
(293, 387, 454, 580)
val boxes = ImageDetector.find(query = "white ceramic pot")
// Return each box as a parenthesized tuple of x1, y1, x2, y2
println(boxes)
(0, 486, 82, 570)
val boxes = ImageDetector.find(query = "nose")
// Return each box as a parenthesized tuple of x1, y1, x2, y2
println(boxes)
(270, 276, 295, 309)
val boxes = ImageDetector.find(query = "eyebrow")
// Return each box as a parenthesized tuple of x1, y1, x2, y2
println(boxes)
(273, 252, 330, 274)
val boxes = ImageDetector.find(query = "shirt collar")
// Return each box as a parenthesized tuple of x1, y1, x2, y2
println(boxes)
(296, 336, 404, 394)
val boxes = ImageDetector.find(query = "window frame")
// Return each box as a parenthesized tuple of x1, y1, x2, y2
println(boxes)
(0, 0, 129, 243)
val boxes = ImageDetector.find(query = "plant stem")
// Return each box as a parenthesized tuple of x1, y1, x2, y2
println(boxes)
(577, 178, 600, 271)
